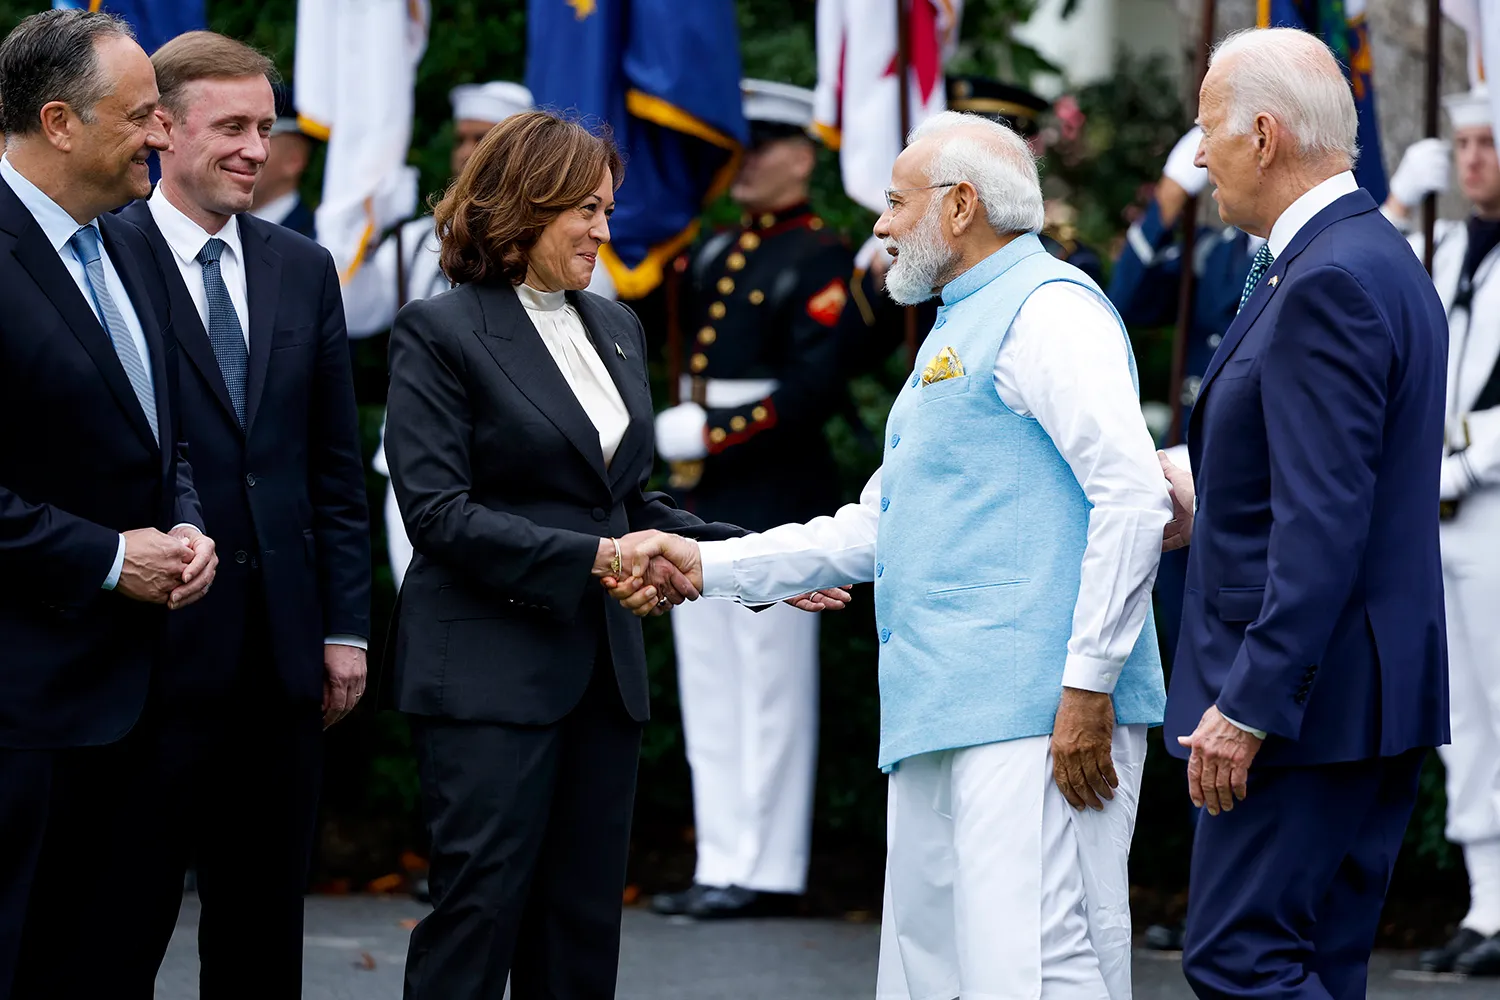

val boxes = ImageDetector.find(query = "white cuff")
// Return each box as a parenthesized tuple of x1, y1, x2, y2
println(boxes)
(103, 534, 127, 590)
(1062, 654, 1123, 694)
(325, 635, 369, 650)
(655, 403, 708, 462)
(1221, 712, 1267, 740)
(698, 539, 740, 599)
(170, 522, 200, 535)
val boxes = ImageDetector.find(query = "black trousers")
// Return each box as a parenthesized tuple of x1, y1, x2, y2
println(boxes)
(404, 655, 643, 1000)
(114, 599, 325, 1000)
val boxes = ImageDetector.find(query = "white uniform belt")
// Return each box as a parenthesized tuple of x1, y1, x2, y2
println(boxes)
(679, 376, 780, 409)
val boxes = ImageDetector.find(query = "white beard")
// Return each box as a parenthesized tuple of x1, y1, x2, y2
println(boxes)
(884, 201, 958, 306)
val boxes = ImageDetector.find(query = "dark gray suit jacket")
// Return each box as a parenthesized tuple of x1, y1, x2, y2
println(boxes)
(384, 281, 745, 725)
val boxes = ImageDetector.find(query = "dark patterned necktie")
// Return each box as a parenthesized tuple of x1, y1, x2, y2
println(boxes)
(196, 237, 249, 427)
(1238, 243, 1275, 313)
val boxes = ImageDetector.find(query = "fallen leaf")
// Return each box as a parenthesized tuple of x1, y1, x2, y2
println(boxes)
(356, 952, 377, 971)
(367, 873, 404, 894)
(622, 884, 640, 906)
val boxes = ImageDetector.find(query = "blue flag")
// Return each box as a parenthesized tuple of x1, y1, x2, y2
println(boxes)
(526, 0, 748, 298)
(1258, 0, 1388, 203)
(53, 1, 207, 55)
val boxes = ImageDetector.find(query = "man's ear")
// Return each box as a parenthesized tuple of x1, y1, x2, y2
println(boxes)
(1254, 112, 1279, 168)
(948, 180, 983, 236)
(37, 100, 76, 152)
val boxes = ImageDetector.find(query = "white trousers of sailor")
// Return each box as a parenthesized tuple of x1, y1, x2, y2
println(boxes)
(876, 725, 1148, 1000)
(671, 598, 820, 893)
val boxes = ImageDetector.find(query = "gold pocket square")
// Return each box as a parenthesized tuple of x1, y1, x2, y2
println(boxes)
(921, 346, 966, 385)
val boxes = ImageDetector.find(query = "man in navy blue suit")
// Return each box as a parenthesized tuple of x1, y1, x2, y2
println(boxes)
(1158, 27, 1449, 998)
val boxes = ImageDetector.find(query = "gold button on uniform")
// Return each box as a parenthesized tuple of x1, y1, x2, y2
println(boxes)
(729, 415, 747, 432)
(759, 213, 776, 228)
(726, 252, 746, 272)
(748, 289, 765, 305)
(751, 406, 768, 422)
(709, 428, 727, 444)
(708, 302, 726, 319)
(690, 353, 708, 373)
(739, 232, 761, 251)
(809, 217, 825, 231)
(698, 327, 717, 345)
(717, 276, 735, 295)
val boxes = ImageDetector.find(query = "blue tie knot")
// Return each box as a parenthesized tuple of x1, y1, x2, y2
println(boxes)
(196, 237, 226, 267)
(1238, 243, 1276, 312)
(69, 224, 102, 266)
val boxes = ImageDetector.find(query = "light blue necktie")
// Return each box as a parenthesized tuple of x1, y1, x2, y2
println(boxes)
(69, 225, 158, 442)
(1238, 243, 1275, 313)
(196, 237, 249, 428)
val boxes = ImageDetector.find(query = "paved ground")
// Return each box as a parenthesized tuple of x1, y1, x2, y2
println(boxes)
(155, 893, 1499, 999)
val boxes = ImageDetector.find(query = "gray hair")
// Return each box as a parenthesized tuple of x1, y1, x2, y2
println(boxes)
(907, 110, 1045, 235)
(0, 9, 135, 136)
(1210, 27, 1359, 164)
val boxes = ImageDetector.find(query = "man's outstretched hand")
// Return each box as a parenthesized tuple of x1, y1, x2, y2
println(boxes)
(599, 530, 704, 617)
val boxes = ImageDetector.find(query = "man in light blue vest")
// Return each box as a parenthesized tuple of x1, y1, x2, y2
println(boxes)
(605, 112, 1171, 998)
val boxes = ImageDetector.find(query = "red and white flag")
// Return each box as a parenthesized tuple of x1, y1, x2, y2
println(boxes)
(813, 0, 963, 215)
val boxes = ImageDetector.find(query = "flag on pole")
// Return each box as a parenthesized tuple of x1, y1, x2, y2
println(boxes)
(813, 0, 963, 215)
(1257, 0, 1388, 202)
(52, 0, 205, 54)
(526, 0, 747, 300)
(294, 0, 429, 282)
(1442, 0, 1500, 139)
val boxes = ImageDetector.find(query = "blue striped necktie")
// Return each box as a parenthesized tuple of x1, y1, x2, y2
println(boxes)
(69, 225, 158, 442)
(1238, 243, 1275, 313)
(196, 237, 249, 427)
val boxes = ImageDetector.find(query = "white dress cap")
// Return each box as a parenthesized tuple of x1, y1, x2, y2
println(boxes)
(450, 81, 534, 125)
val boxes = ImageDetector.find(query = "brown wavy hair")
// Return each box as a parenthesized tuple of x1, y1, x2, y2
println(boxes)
(434, 110, 624, 286)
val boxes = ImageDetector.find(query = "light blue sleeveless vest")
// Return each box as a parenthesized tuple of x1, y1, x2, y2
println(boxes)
(873, 234, 1165, 770)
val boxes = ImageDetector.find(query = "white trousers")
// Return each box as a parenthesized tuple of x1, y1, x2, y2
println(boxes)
(671, 598, 820, 893)
(373, 422, 414, 590)
(1439, 506, 1500, 844)
(875, 726, 1147, 1000)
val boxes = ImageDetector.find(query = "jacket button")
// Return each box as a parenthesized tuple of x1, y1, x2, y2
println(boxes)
(592, 507, 607, 521)
(245, 473, 257, 487)
(880, 628, 891, 643)
(1208, 334, 1223, 347)
(880, 497, 890, 512)
(876, 563, 884, 577)
(890, 434, 900, 448)
(234, 550, 248, 564)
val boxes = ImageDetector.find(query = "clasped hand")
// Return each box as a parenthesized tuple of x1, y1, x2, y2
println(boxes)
(592, 530, 852, 618)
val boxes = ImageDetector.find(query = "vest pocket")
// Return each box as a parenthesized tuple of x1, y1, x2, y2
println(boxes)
(927, 578, 1029, 597)
(918, 375, 973, 403)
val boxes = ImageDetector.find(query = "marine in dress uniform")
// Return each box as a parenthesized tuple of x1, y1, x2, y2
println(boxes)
(1384, 87, 1500, 979)
(1106, 124, 1261, 954)
(650, 81, 854, 920)
(248, 84, 319, 240)
(835, 77, 1103, 382)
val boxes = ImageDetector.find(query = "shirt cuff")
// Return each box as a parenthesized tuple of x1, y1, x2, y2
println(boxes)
(1061, 653, 1123, 694)
(325, 635, 369, 650)
(102, 534, 126, 590)
(1220, 712, 1268, 740)
(170, 522, 199, 535)
(698, 540, 739, 599)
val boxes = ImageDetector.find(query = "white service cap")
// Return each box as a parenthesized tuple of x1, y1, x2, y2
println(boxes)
(741, 79, 815, 132)
(449, 81, 533, 125)
(1444, 85, 1493, 131)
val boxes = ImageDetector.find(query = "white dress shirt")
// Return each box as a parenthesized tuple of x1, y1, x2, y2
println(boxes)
(700, 281, 1172, 694)
(1267, 171, 1359, 258)
(1, 155, 160, 592)
(148, 184, 250, 342)
(516, 282, 630, 466)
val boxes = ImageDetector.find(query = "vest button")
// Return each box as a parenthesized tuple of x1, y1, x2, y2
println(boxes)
(591, 507, 606, 521)
(890, 434, 900, 448)
(880, 497, 890, 512)
(1208, 334, 1222, 347)
(234, 550, 248, 564)
(876, 563, 884, 577)
(910, 375, 919, 388)
(880, 628, 891, 643)
(244, 473, 256, 487)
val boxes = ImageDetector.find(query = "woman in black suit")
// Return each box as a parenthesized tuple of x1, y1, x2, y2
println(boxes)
(385, 112, 746, 999)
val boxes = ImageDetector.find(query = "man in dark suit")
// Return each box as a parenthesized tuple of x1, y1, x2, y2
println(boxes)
(116, 31, 370, 998)
(0, 11, 218, 999)
(1159, 27, 1449, 998)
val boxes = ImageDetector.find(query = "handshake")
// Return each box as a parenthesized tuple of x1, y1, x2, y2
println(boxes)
(590, 530, 852, 618)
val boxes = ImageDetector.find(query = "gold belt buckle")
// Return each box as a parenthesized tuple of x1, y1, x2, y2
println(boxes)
(668, 459, 704, 491)
(1440, 499, 1460, 521)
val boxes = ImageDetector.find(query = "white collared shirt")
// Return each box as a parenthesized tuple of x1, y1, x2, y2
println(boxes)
(699, 280, 1172, 695)
(1267, 171, 1359, 258)
(148, 184, 250, 344)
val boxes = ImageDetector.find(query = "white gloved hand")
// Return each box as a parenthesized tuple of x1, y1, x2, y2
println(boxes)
(1388, 138, 1452, 209)
(655, 402, 709, 462)
(1163, 127, 1208, 196)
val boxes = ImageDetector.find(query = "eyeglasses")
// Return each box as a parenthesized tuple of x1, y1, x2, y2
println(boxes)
(883, 183, 958, 211)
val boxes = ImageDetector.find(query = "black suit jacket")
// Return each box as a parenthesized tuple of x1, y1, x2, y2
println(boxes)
(385, 282, 745, 725)
(120, 201, 371, 705)
(0, 178, 202, 749)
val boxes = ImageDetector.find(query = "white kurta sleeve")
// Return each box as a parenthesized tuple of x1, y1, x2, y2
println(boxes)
(699, 469, 882, 603)
(995, 283, 1173, 694)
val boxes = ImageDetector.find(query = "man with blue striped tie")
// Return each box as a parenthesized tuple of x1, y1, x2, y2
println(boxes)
(0, 10, 218, 1000)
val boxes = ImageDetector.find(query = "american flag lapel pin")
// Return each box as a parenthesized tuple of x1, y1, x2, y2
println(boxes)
(616, 342, 627, 359)
(1268, 274, 1279, 288)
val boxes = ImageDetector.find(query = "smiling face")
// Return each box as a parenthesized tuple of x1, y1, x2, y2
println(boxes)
(524, 167, 614, 291)
(158, 74, 275, 229)
(71, 34, 168, 210)
(873, 141, 960, 304)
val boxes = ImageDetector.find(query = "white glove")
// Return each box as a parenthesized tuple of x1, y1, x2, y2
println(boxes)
(1388, 138, 1451, 209)
(1163, 127, 1208, 196)
(655, 402, 709, 462)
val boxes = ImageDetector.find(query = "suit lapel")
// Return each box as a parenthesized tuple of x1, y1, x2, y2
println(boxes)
(0, 182, 158, 454)
(125, 204, 241, 431)
(570, 291, 653, 490)
(241, 217, 282, 433)
(474, 283, 610, 485)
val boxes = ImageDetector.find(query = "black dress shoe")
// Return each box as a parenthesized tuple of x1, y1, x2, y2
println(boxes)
(650, 883, 711, 916)
(685, 884, 798, 919)
(1455, 931, 1500, 976)
(1419, 927, 1487, 973)
(1144, 922, 1185, 951)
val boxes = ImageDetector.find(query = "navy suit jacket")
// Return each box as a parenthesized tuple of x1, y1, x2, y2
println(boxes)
(1165, 189, 1450, 767)
(121, 201, 370, 706)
